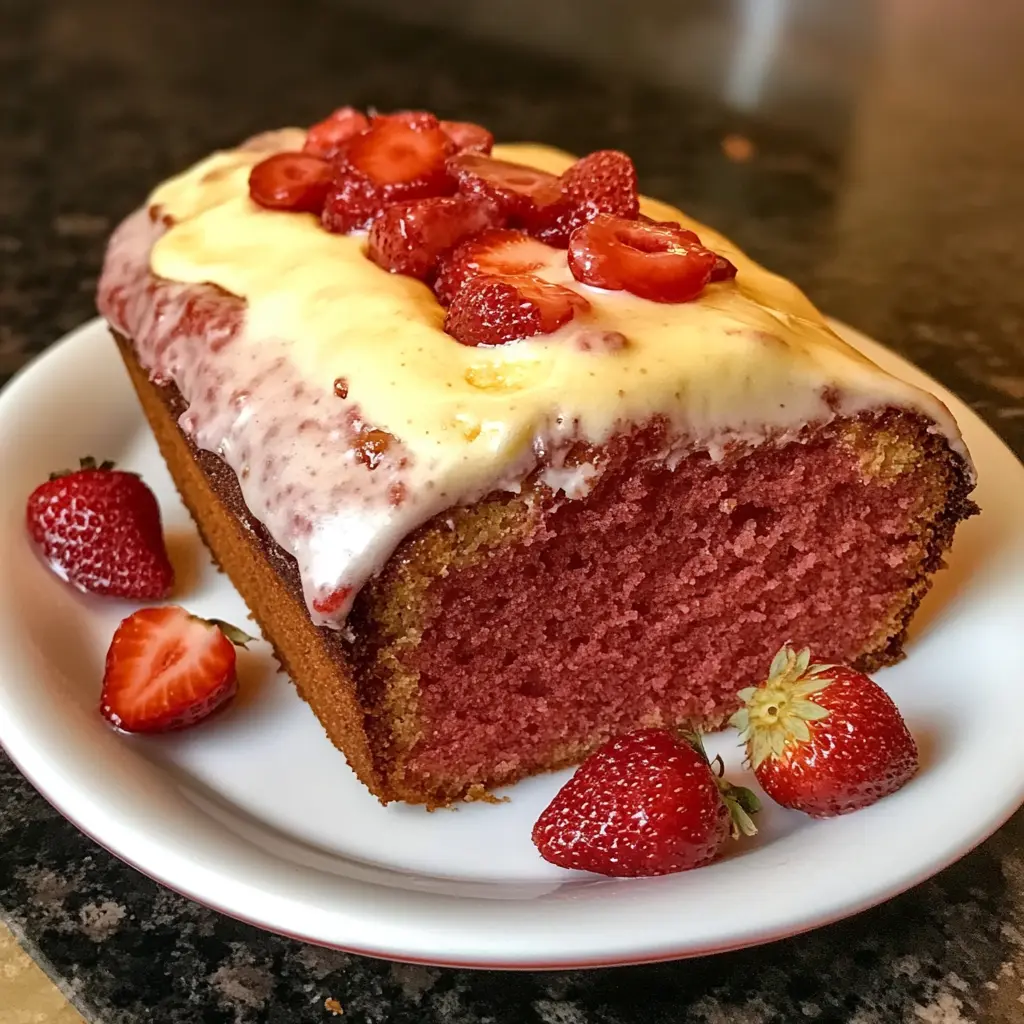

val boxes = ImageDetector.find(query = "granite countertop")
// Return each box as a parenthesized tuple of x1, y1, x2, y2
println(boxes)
(2, 0, 1024, 1020)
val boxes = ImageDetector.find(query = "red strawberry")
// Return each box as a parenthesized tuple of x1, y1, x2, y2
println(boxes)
(26, 457, 173, 600)
(568, 214, 719, 302)
(248, 153, 334, 214)
(527, 150, 639, 246)
(440, 120, 494, 155)
(321, 173, 382, 234)
(342, 113, 454, 202)
(638, 215, 738, 282)
(711, 253, 739, 281)
(100, 607, 254, 733)
(731, 644, 920, 818)
(321, 115, 456, 232)
(447, 153, 562, 222)
(533, 729, 759, 877)
(445, 274, 590, 347)
(366, 194, 503, 279)
(434, 228, 561, 304)
(302, 106, 370, 159)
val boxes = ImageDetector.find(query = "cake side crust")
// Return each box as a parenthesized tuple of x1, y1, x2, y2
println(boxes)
(112, 330, 391, 802)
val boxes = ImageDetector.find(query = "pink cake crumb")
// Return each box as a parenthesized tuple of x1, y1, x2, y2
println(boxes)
(388, 416, 955, 797)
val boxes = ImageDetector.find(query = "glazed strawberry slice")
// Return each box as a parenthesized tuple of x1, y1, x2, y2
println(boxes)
(321, 173, 382, 234)
(638, 215, 739, 283)
(434, 228, 561, 304)
(367, 194, 504, 279)
(711, 254, 739, 281)
(248, 152, 334, 214)
(568, 214, 718, 302)
(100, 606, 254, 733)
(342, 113, 454, 201)
(447, 153, 562, 222)
(302, 106, 370, 159)
(440, 120, 494, 154)
(445, 274, 590, 346)
(26, 457, 173, 600)
(731, 644, 919, 818)
(528, 150, 640, 246)
(533, 730, 759, 877)
(322, 114, 456, 233)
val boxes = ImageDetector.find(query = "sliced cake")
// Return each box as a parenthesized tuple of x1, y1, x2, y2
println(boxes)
(97, 110, 976, 806)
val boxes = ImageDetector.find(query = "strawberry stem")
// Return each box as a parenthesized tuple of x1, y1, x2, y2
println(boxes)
(677, 726, 760, 838)
(207, 619, 257, 648)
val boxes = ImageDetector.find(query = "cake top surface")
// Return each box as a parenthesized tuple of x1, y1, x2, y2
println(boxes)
(149, 134, 964, 471)
(99, 120, 970, 625)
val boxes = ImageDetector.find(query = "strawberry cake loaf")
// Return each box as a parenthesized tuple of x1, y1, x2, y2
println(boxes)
(96, 109, 976, 806)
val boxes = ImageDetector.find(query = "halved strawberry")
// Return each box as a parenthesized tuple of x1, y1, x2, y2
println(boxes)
(445, 274, 590, 346)
(302, 106, 370, 159)
(367, 194, 504, 279)
(568, 214, 718, 302)
(527, 150, 639, 246)
(342, 113, 454, 202)
(100, 607, 254, 733)
(433, 228, 561, 304)
(248, 153, 334, 214)
(440, 120, 494, 154)
(447, 153, 561, 222)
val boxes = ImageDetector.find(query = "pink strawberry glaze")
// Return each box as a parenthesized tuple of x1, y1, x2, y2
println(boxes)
(98, 209, 418, 625)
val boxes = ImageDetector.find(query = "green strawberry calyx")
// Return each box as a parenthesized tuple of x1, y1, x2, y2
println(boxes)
(678, 728, 760, 838)
(730, 643, 835, 770)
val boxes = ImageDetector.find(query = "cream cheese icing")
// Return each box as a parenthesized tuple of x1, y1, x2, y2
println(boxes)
(98, 130, 971, 628)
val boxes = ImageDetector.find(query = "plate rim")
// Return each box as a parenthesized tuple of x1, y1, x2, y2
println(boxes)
(1, 316, 1022, 970)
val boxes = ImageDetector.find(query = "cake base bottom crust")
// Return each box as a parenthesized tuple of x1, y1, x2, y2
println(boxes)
(113, 330, 977, 807)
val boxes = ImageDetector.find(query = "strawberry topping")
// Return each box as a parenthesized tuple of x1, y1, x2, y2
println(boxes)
(447, 153, 562, 222)
(248, 153, 334, 214)
(320, 113, 456, 233)
(440, 120, 494, 154)
(445, 274, 590, 347)
(342, 113, 454, 200)
(321, 172, 383, 234)
(527, 150, 640, 246)
(711, 254, 739, 281)
(568, 214, 719, 302)
(302, 107, 370, 159)
(242, 111, 736, 342)
(367, 194, 504, 279)
(434, 228, 561, 304)
(26, 457, 174, 600)
(100, 607, 253, 733)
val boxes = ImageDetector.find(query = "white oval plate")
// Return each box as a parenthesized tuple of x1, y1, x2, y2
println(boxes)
(0, 318, 1022, 969)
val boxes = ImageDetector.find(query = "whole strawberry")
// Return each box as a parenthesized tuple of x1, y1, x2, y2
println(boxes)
(532, 729, 758, 877)
(26, 457, 174, 599)
(101, 606, 253, 732)
(731, 644, 919, 818)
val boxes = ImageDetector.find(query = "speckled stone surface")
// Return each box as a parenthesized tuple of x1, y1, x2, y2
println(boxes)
(2, 0, 1024, 1021)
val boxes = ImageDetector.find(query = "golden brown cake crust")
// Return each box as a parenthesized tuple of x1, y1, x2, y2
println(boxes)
(113, 330, 977, 807)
